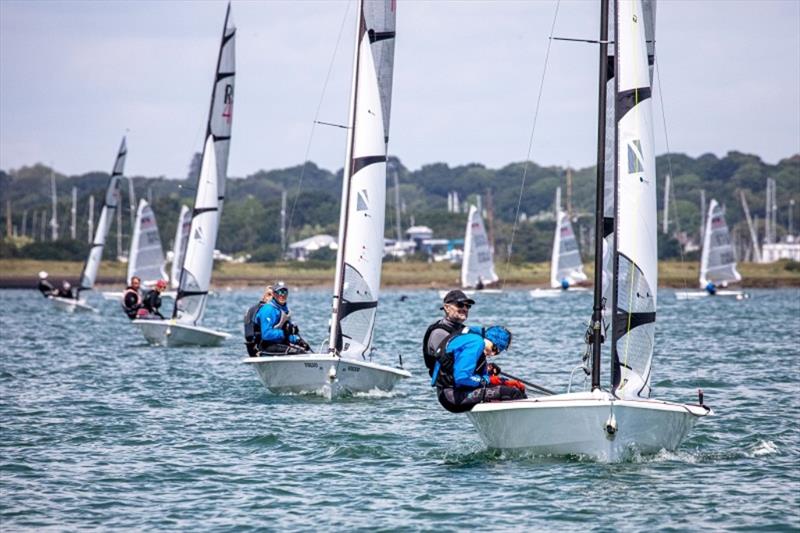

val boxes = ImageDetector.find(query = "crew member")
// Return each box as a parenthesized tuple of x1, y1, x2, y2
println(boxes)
(432, 325, 526, 413)
(139, 279, 167, 319)
(244, 285, 273, 356)
(422, 290, 475, 377)
(475, 277, 485, 291)
(122, 276, 143, 319)
(705, 281, 717, 295)
(254, 281, 310, 355)
(56, 281, 75, 299)
(37, 271, 55, 297)
(561, 278, 570, 291)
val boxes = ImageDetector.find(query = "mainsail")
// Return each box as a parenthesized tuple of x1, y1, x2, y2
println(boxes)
(550, 210, 587, 288)
(610, 0, 658, 400)
(127, 199, 167, 285)
(462, 204, 499, 288)
(78, 137, 127, 292)
(699, 199, 741, 287)
(170, 205, 191, 289)
(207, 2, 236, 212)
(171, 4, 235, 325)
(328, 0, 396, 358)
(173, 137, 219, 325)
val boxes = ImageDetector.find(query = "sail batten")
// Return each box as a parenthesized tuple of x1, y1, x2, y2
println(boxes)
(78, 137, 127, 291)
(329, 0, 396, 358)
(127, 199, 167, 285)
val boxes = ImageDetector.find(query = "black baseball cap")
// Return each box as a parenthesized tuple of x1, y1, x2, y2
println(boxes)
(442, 290, 475, 306)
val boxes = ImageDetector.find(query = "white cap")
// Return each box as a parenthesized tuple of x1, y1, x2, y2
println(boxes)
(38, 271, 48, 279)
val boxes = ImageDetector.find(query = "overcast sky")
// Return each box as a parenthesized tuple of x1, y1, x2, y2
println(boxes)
(1, 0, 798, 178)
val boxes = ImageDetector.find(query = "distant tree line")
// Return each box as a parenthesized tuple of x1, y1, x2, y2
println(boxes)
(1, 151, 798, 263)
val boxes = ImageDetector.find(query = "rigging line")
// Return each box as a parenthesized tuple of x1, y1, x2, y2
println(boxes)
(500, 0, 561, 291)
(286, 0, 352, 243)
(654, 57, 690, 289)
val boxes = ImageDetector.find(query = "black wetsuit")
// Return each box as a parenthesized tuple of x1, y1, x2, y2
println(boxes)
(141, 290, 165, 319)
(56, 287, 75, 299)
(423, 317, 463, 377)
(122, 287, 142, 320)
(37, 279, 55, 297)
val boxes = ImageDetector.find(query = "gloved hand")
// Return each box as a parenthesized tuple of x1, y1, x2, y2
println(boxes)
(504, 379, 526, 392)
(487, 363, 501, 376)
(488, 374, 503, 386)
(288, 334, 300, 344)
(283, 322, 299, 336)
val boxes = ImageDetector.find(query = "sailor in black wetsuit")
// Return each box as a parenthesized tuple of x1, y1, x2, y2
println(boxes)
(56, 281, 75, 299)
(422, 290, 475, 377)
(140, 279, 167, 319)
(122, 276, 143, 319)
(37, 271, 56, 297)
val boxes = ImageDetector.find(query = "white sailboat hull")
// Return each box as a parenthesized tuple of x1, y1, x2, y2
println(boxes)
(48, 296, 97, 313)
(529, 287, 590, 299)
(675, 290, 749, 300)
(102, 290, 176, 301)
(132, 319, 230, 347)
(437, 289, 503, 299)
(243, 353, 411, 399)
(467, 391, 710, 462)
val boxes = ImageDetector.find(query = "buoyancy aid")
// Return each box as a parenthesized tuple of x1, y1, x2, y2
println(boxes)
(244, 302, 264, 344)
(431, 327, 487, 390)
(422, 319, 460, 377)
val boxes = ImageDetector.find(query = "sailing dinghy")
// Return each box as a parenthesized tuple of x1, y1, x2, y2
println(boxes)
(244, 0, 410, 399)
(102, 199, 174, 300)
(467, 0, 710, 461)
(675, 199, 748, 300)
(133, 4, 235, 347)
(530, 208, 589, 298)
(51, 138, 127, 313)
(438, 204, 501, 298)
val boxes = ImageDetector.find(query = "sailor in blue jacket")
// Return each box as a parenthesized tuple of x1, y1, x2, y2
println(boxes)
(432, 325, 527, 413)
(254, 281, 310, 355)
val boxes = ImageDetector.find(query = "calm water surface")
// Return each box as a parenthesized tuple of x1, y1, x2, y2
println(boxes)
(1, 287, 799, 530)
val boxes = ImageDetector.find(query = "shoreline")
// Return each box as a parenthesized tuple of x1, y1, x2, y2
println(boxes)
(3, 259, 798, 289)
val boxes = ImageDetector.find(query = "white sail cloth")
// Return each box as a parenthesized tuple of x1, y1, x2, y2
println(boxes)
(462, 205, 499, 288)
(170, 205, 191, 289)
(79, 137, 127, 291)
(127, 199, 166, 285)
(611, 0, 658, 401)
(173, 137, 219, 325)
(330, 0, 396, 359)
(209, 4, 236, 211)
(699, 199, 741, 287)
(550, 210, 587, 288)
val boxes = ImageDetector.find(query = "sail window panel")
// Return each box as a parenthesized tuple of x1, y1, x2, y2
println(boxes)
(177, 270, 206, 322)
(339, 264, 377, 355)
(615, 323, 654, 398)
(616, 255, 655, 314)
(627, 140, 644, 174)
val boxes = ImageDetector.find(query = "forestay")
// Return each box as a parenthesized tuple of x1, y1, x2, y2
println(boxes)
(78, 137, 127, 293)
(462, 204, 499, 288)
(173, 137, 219, 326)
(551, 210, 587, 288)
(170, 205, 191, 289)
(329, 0, 396, 359)
(207, 2, 236, 212)
(610, 0, 658, 400)
(127, 199, 167, 285)
(699, 199, 741, 287)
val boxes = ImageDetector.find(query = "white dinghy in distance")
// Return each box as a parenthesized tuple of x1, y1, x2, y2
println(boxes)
(52, 137, 127, 313)
(467, 0, 711, 461)
(244, 0, 410, 399)
(675, 199, 748, 300)
(133, 4, 235, 347)
(437, 205, 502, 298)
(530, 208, 589, 298)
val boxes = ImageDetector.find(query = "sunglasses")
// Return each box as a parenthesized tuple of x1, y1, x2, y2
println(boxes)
(451, 302, 471, 310)
(275, 289, 288, 296)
